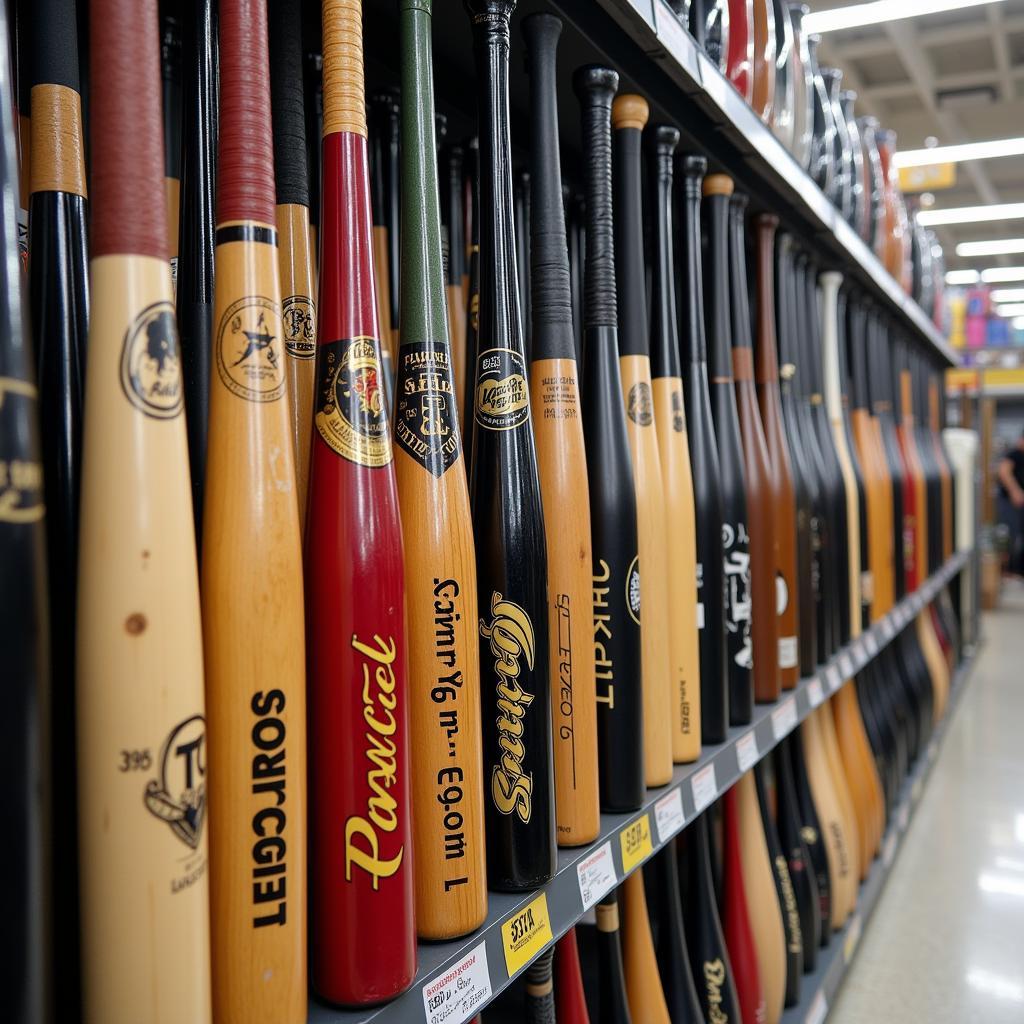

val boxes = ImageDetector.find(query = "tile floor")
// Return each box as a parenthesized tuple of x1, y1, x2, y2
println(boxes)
(829, 579, 1024, 1024)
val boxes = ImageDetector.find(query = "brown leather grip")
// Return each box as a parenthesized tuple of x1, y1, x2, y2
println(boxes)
(323, 0, 367, 138)
(217, 0, 276, 225)
(89, 0, 165, 257)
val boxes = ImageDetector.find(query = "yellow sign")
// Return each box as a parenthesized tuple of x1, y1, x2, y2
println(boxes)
(619, 813, 654, 873)
(899, 163, 957, 192)
(501, 892, 553, 977)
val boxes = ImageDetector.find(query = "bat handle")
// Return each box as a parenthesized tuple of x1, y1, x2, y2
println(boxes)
(573, 65, 619, 330)
(322, 0, 367, 138)
(268, 0, 309, 209)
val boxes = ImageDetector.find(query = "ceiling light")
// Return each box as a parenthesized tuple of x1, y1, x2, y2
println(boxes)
(956, 238, 1024, 257)
(990, 289, 1024, 303)
(995, 303, 1024, 317)
(945, 269, 980, 284)
(982, 267, 1024, 282)
(896, 135, 1024, 168)
(1013, 317, 1024, 330)
(918, 203, 1024, 227)
(805, 0, 1006, 34)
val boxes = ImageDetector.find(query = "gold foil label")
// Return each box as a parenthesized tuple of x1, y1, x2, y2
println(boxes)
(474, 347, 530, 431)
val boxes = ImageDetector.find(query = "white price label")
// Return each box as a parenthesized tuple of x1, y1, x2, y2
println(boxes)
(839, 651, 855, 679)
(576, 841, 617, 912)
(807, 678, 825, 708)
(882, 830, 897, 867)
(655, 787, 686, 843)
(881, 615, 896, 641)
(898, 802, 910, 832)
(699, 54, 730, 106)
(843, 914, 862, 963)
(805, 988, 828, 1024)
(691, 763, 718, 813)
(772, 697, 798, 741)
(825, 665, 842, 694)
(656, 3, 690, 62)
(851, 637, 866, 666)
(422, 942, 492, 1024)
(864, 631, 879, 657)
(736, 731, 759, 773)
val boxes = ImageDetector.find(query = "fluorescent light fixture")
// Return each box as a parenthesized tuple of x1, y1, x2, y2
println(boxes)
(982, 266, 1024, 283)
(995, 304, 1024, 317)
(956, 238, 1024, 257)
(945, 269, 980, 285)
(1013, 317, 1024, 330)
(918, 203, 1024, 227)
(895, 136, 1024, 168)
(990, 289, 1024, 303)
(805, 0, 1006, 34)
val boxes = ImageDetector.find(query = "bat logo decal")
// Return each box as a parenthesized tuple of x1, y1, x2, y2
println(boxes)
(394, 341, 461, 477)
(627, 381, 653, 426)
(144, 714, 207, 850)
(474, 347, 530, 431)
(282, 294, 316, 360)
(215, 295, 285, 402)
(119, 301, 184, 419)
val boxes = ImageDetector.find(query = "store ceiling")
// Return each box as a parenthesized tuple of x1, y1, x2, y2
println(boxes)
(811, 0, 1024, 269)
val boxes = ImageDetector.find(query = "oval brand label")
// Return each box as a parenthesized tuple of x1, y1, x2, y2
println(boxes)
(215, 295, 285, 402)
(626, 556, 641, 624)
(474, 347, 529, 431)
(120, 300, 184, 419)
(315, 336, 392, 467)
(0, 376, 44, 524)
(395, 341, 461, 477)
(627, 381, 653, 426)
(282, 294, 316, 361)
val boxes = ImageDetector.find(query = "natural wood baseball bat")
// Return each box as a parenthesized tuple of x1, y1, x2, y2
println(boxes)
(202, 0, 307, 1018)
(440, 141, 468, 423)
(621, 870, 672, 1024)
(160, 7, 181, 289)
(77, 0, 211, 1018)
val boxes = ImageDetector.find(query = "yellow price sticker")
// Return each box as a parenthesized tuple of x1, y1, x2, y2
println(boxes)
(500, 892, 552, 977)
(619, 813, 653, 874)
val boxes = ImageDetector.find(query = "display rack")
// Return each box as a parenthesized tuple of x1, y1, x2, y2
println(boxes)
(309, 551, 968, 1024)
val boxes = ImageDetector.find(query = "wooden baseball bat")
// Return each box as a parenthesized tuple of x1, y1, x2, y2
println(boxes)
(466, 0, 556, 892)
(160, 7, 181, 289)
(269, 0, 316, 531)
(306, 0, 416, 1003)
(525, 947, 556, 1023)
(648, 124, 701, 762)
(515, 167, 532, 361)
(729, 193, 781, 705)
(0, 2, 47, 1013)
(202, 0, 307, 1018)
(680, 155, 728, 741)
(369, 89, 398, 410)
(567, 188, 584, 368)
(393, 0, 487, 941)
(597, 891, 635, 1024)
(77, 0, 210, 1019)
(621, 869, 672, 1024)
(574, 66, 644, 813)
(754, 215, 801, 688)
(440, 142, 468, 423)
(462, 137, 480, 460)
(555, 928, 592, 1023)
(175, 0, 216, 546)
(303, 43, 322, 290)
(704, 175, 754, 724)
(612, 94, 673, 787)
(27, 1, 88, 1012)
(524, 13, 600, 846)
(13, 0, 29, 265)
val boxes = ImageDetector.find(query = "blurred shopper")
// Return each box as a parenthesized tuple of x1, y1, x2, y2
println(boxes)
(998, 429, 1024, 576)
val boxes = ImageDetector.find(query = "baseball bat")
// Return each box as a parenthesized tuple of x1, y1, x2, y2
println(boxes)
(729, 193, 780, 705)
(378, 87, 401, 374)
(269, 0, 316, 531)
(462, 136, 480, 460)
(77, 0, 211, 1019)
(369, 90, 398, 410)
(820, 699, 862, 915)
(596, 891, 635, 1024)
(679, 155, 728, 742)
(0, 2, 47, 1014)
(515, 167, 532, 361)
(621, 868, 672, 1024)
(648, 124, 701, 762)
(303, 44, 322, 286)
(523, 12, 600, 846)
(160, 6, 181, 289)
(306, 0, 416, 1002)
(574, 65, 644, 812)
(555, 928, 592, 1023)
(393, 0, 487, 940)
(13, 0, 29, 265)
(467, 0, 556, 892)
(201, 0, 307, 1018)
(525, 947, 556, 1024)
(27, 1, 89, 1013)
(175, 0, 216, 545)
(440, 141, 468, 422)
(754, 215, 800, 688)
(703, 175, 754, 724)
(568, 188, 584, 367)
(612, 93, 673, 787)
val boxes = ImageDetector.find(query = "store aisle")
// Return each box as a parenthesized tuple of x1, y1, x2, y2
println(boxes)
(830, 581, 1024, 1024)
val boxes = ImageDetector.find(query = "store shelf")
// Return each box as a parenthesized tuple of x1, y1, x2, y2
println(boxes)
(780, 648, 979, 1024)
(309, 551, 968, 1024)
(583, 0, 957, 367)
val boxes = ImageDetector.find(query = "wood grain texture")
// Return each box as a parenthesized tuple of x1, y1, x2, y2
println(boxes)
(620, 353, 674, 787)
(77, 256, 212, 1024)
(202, 234, 307, 1024)
(652, 376, 701, 762)
(531, 357, 600, 844)
(818, 701, 860, 921)
(621, 870, 672, 1024)
(851, 409, 894, 617)
(448, 280, 467, 425)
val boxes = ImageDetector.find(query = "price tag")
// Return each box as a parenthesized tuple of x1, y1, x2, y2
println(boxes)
(619, 814, 654, 874)
(807, 677, 825, 708)
(691, 763, 718, 813)
(839, 651, 855, 679)
(655, 787, 686, 842)
(576, 841, 616, 912)
(423, 942, 492, 1024)
(864, 631, 879, 658)
(772, 697, 798, 741)
(897, 802, 910, 833)
(805, 988, 828, 1024)
(500, 893, 552, 977)
(736, 730, 759, 772)
(882, 830, 897, 867)
(881, 615, 895, 641)
(825, 664, 842, 694)
(850, 637, 866, 666)
(843, 914, 862, 963)
(656, 3, 690, 63)
(698, 54, 730, 107)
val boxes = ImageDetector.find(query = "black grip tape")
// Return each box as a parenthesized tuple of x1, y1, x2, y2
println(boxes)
(30, 0, 79, 91)
(268, 0, 309, 207)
